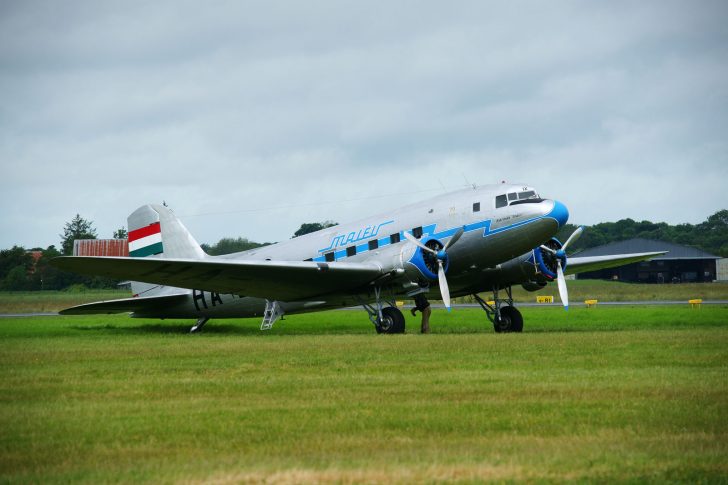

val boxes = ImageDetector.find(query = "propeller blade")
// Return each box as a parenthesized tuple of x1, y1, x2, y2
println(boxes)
(443, 227, 465, 251)
(556, 260, 568, 310)
(437, 260, 451, 311)
(403, 231, 437, 255)
(540, 244, 557, 255)
(562, 226, 584, 251)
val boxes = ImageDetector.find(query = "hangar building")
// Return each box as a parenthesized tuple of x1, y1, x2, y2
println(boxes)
(574, 238, 720, 283)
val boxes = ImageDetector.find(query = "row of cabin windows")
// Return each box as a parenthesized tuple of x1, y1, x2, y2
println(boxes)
(315, 194, 539, 261)
(315, 227, 421, 262)
(314, 194, 540, 261)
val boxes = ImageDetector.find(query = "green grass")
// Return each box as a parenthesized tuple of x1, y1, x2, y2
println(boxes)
(1, 281, 727, 314)
(466, 280, 728, 305)
(1, 306, 727, 483)
(0, 289, 131, 313)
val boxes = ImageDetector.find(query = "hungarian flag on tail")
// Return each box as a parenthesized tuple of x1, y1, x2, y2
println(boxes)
(128, 222, 163, 257)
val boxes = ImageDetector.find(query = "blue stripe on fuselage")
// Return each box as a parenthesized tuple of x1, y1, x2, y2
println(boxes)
(313, 201, 563, 262)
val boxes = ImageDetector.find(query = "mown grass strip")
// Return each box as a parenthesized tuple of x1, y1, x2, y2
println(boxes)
(0, 307, 726, 483)
(0, 290, 131, 313)
(2, 281, 727, 314)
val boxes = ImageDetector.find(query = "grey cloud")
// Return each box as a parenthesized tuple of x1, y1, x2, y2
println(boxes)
(1, 0, 726, 248)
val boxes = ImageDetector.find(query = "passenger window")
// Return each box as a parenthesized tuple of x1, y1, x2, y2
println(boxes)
(412, 227, 423, 239)
(325, 251, 335, 262)
(390, 233, 401, 244)
(368, 240, 378, 250)
(473, 202, 480, 212)
(495, 194, 508, 208)
(346, 246, 356, 257)
(507, 192, 517, 201)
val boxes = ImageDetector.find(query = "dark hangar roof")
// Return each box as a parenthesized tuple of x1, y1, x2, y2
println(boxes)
(573, 238, 719, 260)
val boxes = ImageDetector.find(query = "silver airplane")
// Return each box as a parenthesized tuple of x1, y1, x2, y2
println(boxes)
(52, 183, 664, 333)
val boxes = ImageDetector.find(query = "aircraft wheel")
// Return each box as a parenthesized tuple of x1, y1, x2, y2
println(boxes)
(493, 306, 523, 333)
(376, 306, 406, 334)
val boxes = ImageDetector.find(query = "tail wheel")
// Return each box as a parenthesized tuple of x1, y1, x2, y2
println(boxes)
(376, 306, 406, 334)
(494, 306, 523, 333)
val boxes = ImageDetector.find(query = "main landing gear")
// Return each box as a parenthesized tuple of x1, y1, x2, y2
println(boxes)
(375, 306, 406, 334)
(473, 285, 523, 333)
(361, 286, 406, 334)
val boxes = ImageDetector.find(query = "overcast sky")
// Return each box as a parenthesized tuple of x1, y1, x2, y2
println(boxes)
(1, 0, 726, 249)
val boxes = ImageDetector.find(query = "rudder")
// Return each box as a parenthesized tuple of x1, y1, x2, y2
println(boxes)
(127, 204, 206, 260)
(127, 204, 206, 297)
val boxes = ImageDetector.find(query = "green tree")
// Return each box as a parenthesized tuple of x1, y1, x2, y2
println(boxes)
(60, 214, 98, 255)
(292, 221, 338, 238)
(0, 246, 32, 281)
(205, 237, 269, 256)
(3, 265, 29, 290)
(113, 227, 128, 239)
(28, 245, 65, 290)
(698, 209, 728, 257)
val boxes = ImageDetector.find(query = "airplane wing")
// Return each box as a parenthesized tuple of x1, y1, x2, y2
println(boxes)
(564, 251, 666, 275)
(59, 292, 189, 315)
(51, 256, 385, 301)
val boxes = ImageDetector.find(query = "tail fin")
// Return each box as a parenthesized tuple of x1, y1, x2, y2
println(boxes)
(128, 204, 206, 259)
(127, 204, 206, 296)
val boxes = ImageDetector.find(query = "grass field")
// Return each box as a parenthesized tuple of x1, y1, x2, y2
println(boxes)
(1, 280, 727, 314)
(0, 289, 131, 313)
(1, 306, 727, 483)
(466, 280, 728, 305)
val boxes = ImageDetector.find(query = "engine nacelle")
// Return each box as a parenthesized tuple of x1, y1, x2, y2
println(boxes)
(530, 237, 566, 280)
(403, 236, 449, 281)
(491, 237, 567, 287)
(373, 239, 432, 286)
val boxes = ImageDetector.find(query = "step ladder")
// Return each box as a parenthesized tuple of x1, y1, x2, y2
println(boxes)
(261, 300, 284, 330)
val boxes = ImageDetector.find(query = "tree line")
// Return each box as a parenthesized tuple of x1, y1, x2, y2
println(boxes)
(1, 210, 725, 291)
(556, 210, 728, 257)
(0, 217, 337, 291)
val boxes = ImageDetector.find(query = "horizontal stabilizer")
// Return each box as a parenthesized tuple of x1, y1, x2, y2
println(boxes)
(51, 256, 384, 301)
(59, 293, 190, 315)
(565, 251, 667, 275)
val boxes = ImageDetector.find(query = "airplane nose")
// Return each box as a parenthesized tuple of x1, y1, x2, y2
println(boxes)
(549, 200, 569, 228)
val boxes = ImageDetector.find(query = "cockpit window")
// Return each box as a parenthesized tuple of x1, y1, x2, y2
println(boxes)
(495, 194, 508, 208)
(518, 190, 537, 200)
(507, 192, 517, 201)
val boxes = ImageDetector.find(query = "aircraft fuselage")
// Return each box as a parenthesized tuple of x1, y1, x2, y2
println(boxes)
(132, 184, 568, 319)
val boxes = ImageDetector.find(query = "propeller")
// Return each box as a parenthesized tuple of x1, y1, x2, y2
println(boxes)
(539, 226, 584, 310)
(562, 225, 584, 250)
(404, 228, 464, 311)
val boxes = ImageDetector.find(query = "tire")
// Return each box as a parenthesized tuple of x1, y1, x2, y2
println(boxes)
(376, 306, 406, 334)
(493, 305, 523, 333)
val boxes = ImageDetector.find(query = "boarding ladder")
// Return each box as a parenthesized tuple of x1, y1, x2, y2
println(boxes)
(261, 300, 284, 330)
